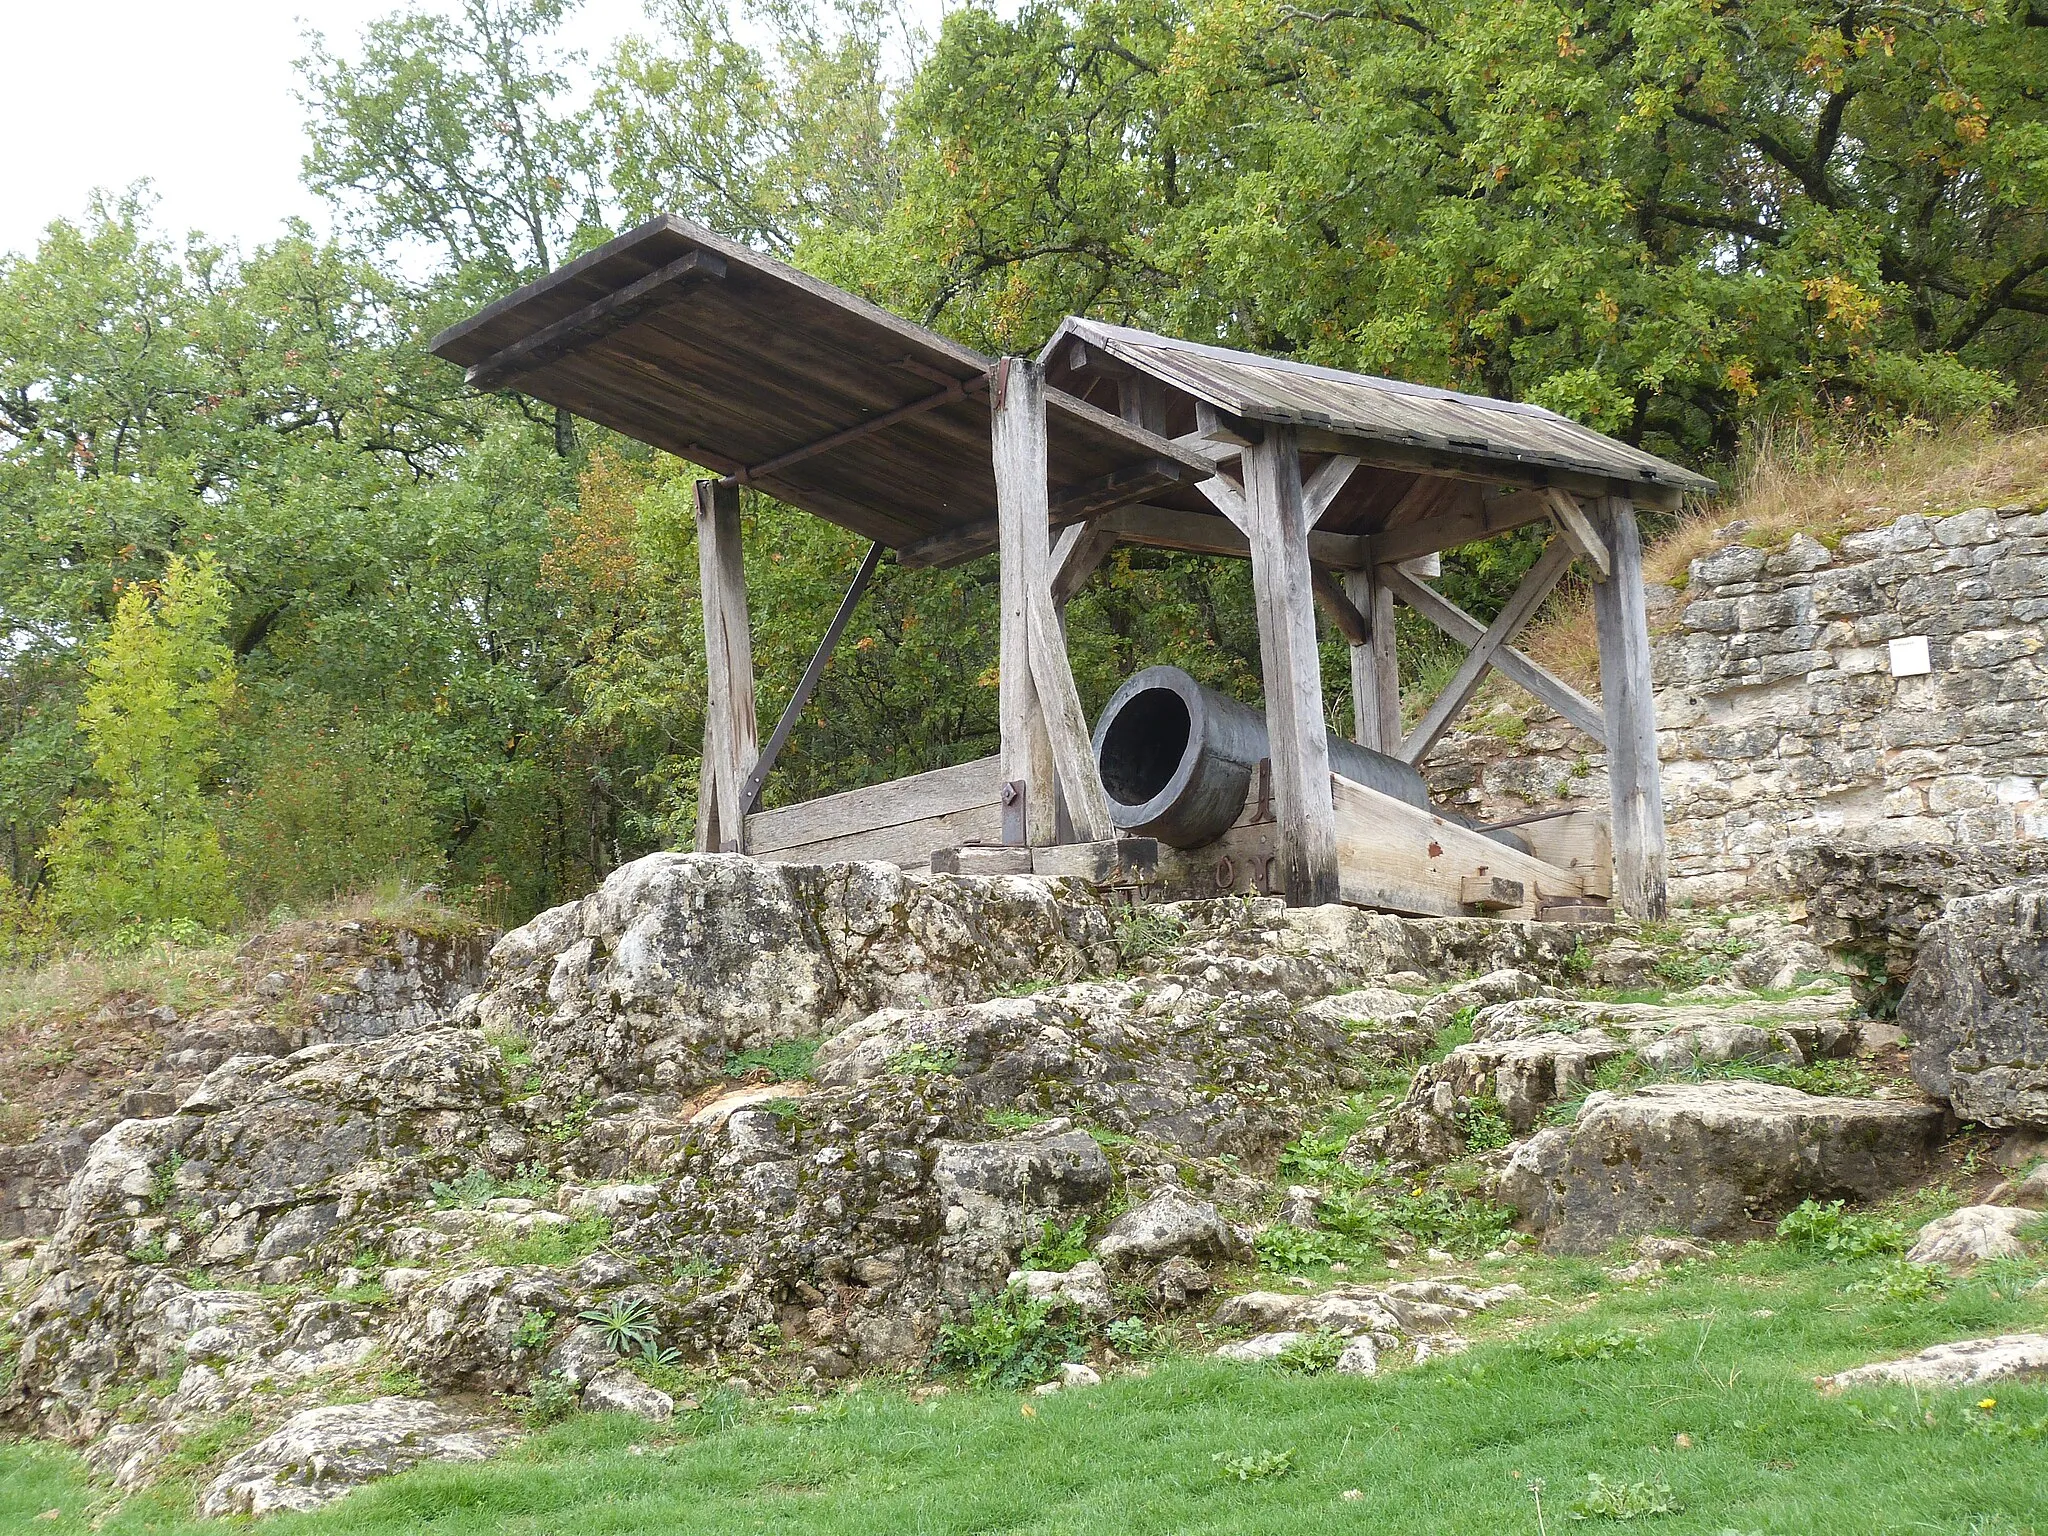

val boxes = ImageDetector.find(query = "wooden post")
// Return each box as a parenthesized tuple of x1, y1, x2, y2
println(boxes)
(1343, 565, 1400, 753)
(992, 358, 1057, 844)
(1589, 495, 1668, 918)
(1243, 424, 1340, 906)
(694, 477, 758, 852)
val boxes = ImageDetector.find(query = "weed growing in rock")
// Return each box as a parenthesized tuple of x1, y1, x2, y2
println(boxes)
(164, 1409, 257, 1474)
(1212, 1447, 1293, 1481)
(723, 1038, 820, 1082)
(375, 1365, 427, 1397)
(935, 1286, 1092, 1390)
(1253, 1222, 1369, 1272)
(579, 1296, 659, 1354)
(1018, 1218, 1091, 1272)
(145, 1154, 184, 1209)
(518, 1372, 580, 1427)
(1432, 1005, 1480, 1058)
(1459, 1096, 1514, 1151)
(514, 1308, 556, 1351)
(1114, 906, 1187, 966)
(130, 1234, 169, 1265)
(1273, 1331, 1346, 1375)
(1775, 1200, 1905, 1260)
(481, 1215, 610, 1268)
(430, 1162, 556, 1209)
(889, 1044, 960, 1078)
(1564, 1472, 1681, 1519)
(984, 1108, 1049, 1133)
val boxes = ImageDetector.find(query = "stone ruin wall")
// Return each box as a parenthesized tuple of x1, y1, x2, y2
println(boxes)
(1422, 499, 2048, 907)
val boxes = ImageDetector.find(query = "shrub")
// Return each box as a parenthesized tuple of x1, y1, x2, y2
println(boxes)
(1776, 1199, 1905, 1260)
(513, 1308, 556, 1350)
(1273, 1331, 1346, 1374)
(935, 1285, 1093, 1389)
(1459, 1097, 1514, 1151)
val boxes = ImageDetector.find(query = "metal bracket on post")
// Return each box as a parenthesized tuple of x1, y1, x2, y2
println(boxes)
(1001, 780, 1028, 846)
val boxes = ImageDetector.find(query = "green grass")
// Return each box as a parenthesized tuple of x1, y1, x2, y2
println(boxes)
(12, 1241, 2044, 1534)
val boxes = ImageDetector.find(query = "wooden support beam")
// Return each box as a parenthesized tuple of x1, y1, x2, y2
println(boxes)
(1026, 585, 1115, 841)
(1292, 425, 1685, 511)
(1243, 425, 1340, 906)
(693, 477, 758, 852)
(734, 373, 978, 485)
(1310, 565, 1369, 645)
(465, 249, 726, 391)
(737, 540, 883, 816)
(1330, 773, 1584, 920)
(1379, 562, 1607, 744)
(1051, 520, 1119, 606)
(1399, 537, 1578, 765)
(1050, 457, 1202, 527)
(1544, 488, 1611, 581)
(1196, 400, 1259, 447)
(1589, 495, 1668, 918)
(1344, 565, 1400, 752)
(1196, 474, 1250, 532)
(991, 358, 1058, 846)
(1304, 455, 1360, 527)
(1089, 504, 1373, 568)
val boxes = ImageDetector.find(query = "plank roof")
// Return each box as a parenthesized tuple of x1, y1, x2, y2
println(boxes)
(1041, 317, 1715, 502)
(430, 216, 1210, 553)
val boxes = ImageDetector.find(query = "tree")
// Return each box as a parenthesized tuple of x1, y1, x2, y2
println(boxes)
(299, 0, 609, 454)
(41, 555, 238, 935)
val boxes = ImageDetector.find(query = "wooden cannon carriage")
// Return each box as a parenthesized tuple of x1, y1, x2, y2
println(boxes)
(432, 215, 1710, 921)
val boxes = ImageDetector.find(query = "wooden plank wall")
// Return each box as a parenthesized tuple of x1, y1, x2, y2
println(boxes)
(747, 756, 1005, 871)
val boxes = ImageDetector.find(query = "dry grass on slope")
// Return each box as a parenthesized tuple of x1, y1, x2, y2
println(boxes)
(1514, 420, 2048, 697)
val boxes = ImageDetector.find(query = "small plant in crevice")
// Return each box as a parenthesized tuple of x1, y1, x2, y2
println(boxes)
(513, 1307, 556, 1351)
(146, 1154, 185, 1210)
(518, 1371, 580, 1427)
(723, 1037, 821, 1082)
(579, 1295, 659, 1354)
(1019, 1217, 1092, 1272)
(1273, 1330, 1346, 1375)
(1459, 1096, 1514, 1151)
(1114, 905, 1187, 966)
(1775, 1199, 1905, 1261)
(1253, 1221, 1369, 1272)
(430, 1161, 556, 1209)
(935, 1285, 1093, 1390)
(889, 1043, 960, 1078)
(1102, 1316, 1159, 1356)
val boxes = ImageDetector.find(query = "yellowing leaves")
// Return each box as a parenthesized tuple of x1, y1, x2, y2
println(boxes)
(1801, 275, 1882, 340)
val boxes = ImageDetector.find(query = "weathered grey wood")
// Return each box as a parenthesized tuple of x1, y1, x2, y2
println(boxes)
(1544, 488, 1611, 581)
(1399, 537, 1578, 764)
(1330, 773, 1583, 921)
(754, 802, 1006, 870)
(1050, 458, 1201, 526)
(1343, 566, 1400, 752)
(929, 844, 1034, 877)
(1051, 520, 1120, 606)
(991, 359, 1058, 844)
(1089, 504, 1372, 569)
(1292, 425, 1672, 507)
(1589, 495, 1669, 918)
(1310, 566, 1370, 645)
(695, 477, 757, 851)
(1242, 425, 1340, 906)
(1304, 455, 1360, 526)
(1031, 838, 1160, 884)
(465, 249, 726, 391)
(1026, 587, 1115, 841)
(1196, 474, 1250, 532)
(1378, 563, 1607, 744)
(1369, 482, 1560, 564)
(747, 754, 1002, 853)
(1461, 874, 1526, 911)
(739, 540, 883, 816)
(735, 377, 975, 485)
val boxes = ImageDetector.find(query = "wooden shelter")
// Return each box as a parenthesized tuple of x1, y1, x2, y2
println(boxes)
(433, 214, 1710, 922)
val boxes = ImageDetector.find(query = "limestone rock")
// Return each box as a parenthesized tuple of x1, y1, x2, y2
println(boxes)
(1906, 1206, 2040, 1267)
(198, 1398, 511, 1517)
(1988, 1163, 2048, 1210)
(1499, 1082, 1947, 1253)
(1150, 1255, 1212, 1309)
(582, 1365, 674, 1419)
(1006, 1260, 1113, 1319)
(1094, 1189, 1240, 1267)
(1817, 1334, 2048, 1393)
(1902, 881, 2048, 1128)
(1214, 1331, 1306, 1363)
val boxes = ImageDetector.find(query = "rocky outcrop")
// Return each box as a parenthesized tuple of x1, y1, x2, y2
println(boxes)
(1816, 1335, 2048, 1393)
(1780, 841, 2048, 981)
(1499, 1082, 1947, 1253)
(1901, 880, 2048, 1128)
(198, 1398, 511, 1517)
(1906, 1206, 2042, 1267)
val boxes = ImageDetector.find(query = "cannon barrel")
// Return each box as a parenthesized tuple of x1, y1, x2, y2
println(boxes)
(1091, 665, 1531, 854)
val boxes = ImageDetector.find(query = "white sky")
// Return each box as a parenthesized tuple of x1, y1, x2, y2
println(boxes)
(2, 0, 947, 260)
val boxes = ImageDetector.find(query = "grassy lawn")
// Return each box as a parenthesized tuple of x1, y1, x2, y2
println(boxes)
(6, 1240, 2045, 1536)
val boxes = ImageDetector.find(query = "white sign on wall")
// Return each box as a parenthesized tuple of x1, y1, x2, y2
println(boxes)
(1888, 635, 1932, 678)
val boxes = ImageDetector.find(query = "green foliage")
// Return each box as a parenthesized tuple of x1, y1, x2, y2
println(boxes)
(514, 1308, 557, 1351)
(1211, 1447, 1293, 1482)
(481, 1215, 610, 1268)
(1458, 1097, 1513, 1153)
(984, 1108, 1050, 1134)
(723, 1038, 820, 1082)
(1252, 1222, 1369, 1273)
(145, 1154, 185, 1211)
(1113, 906, 1186, 966)
(888, 1044, 959, 1078)
(163, 1409, 258, 1473)
(1318, 1183, 1517, 1258)
(376, 1365, 429, 1398)
(1564, 1473, 1682, 1520)
(431, 1163, 556, 1209)
(1776, 1200, 1906, 1261)
(1846, 1260, 1947, 1304)
(42, 556, 237, 936)
(1534, 1329, 1655, 1363)
(1101, 1316, 1158, 1357)
(518, 1371, 582, 1428)
(578, 1296, 659, 1355)
(1272, 1331, 1346, 1375)
(935, 1285, 1094, 1390)
(1018, 1218, 1092, 1273)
